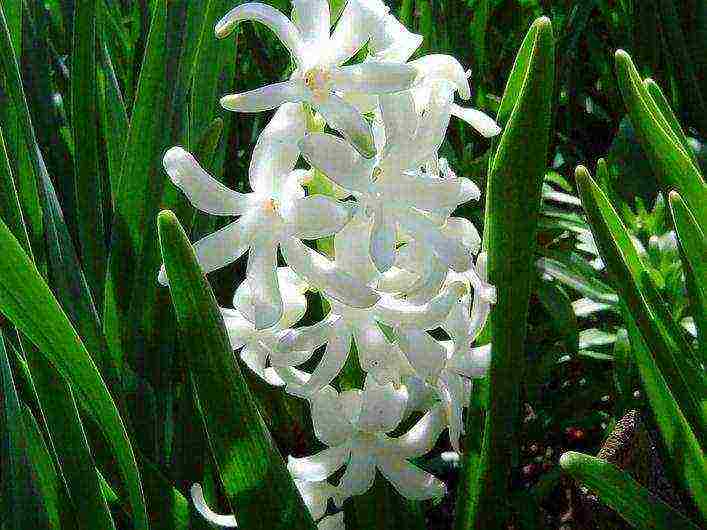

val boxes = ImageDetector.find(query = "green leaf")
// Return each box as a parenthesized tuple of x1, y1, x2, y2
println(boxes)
(25, 351, 117, 530)
(536, 280, 579, 354)
(1, 333, 53, 529)
(97, 39, 129, 206)
(72, 0, 107, 311)
(623, 313, 707, 519)
(0, 126, 32, 256)
(158, 210, 316, 530)
(668, 192, 706, 361)
(576, 164, 705, 441)
(560, 452, 701, 529)
(104, 0, 170, 363)
(0, 218, 148, 530)
(614, 50, 706, 224)
(457, 17, 555, 530)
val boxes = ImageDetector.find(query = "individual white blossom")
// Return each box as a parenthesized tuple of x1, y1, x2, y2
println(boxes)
(215, 0, 421, 157)
(159, 131, 378, 329)
(275, 280, 467, 395)
(288, 377, 447, 503)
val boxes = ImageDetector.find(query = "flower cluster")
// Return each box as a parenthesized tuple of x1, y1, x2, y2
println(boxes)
(161, 1, 498, 527)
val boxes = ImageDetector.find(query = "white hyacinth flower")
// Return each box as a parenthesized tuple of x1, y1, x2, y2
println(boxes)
(276, 280, 467, 395)
(397, 253, 496, 451)
(159, 136, 379, 329)
(288, 378, 446, 503)
(220, 267, 314, 387)
(215, 0, 421, 157)
(300, 85, 478, 275)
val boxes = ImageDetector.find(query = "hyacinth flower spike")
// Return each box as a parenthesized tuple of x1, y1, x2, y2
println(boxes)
(158, 130, 380, 329)
(288, 378, 447, 503)
(215, 0, 423, 157)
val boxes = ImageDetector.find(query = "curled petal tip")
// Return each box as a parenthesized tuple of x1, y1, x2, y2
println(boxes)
(220, 94, 240, 111)
(191, 483, 238, 527)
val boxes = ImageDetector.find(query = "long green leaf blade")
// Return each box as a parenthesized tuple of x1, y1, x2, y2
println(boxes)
(72, 0, 107, 311)
(560, 452, 702, 529)
(575, 164, 706, 440)
(668, 192, 706, 360)
(623, 312, 707, 520)
(158, 210, 316, 530)
(614, 50, 707, 224)
(0, 218, 148, 530)
(456, 16, 555, 530)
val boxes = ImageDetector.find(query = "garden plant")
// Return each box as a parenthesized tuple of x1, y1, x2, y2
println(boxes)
(0, 1, 704, 529)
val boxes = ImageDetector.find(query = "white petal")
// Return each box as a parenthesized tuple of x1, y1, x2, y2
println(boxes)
(281, 237, 380, 308)
(288, 445, 351, 481)
(379, 91, 416, 153)
(243, 237, 282, 329)
(334, 212, 379, 284)
(194, 216, 255, 275)
(352, 322, 392, 377)
(369, 13, 422, 62)
(399, 212, 472, 272)
(467, 252, 494, 341)
(164, 147, 251, 215)
(318, 512, 344, 530)
(289, 195, 356, 239)
(370, 206, 396, 273)
(405, 84, 455, 168)
(356, 377, 407, 433)
(393, 403, 446, 458)
(338, 446, 376, 499)
(240, 344, 286, 387)
(297, 322, 352, 395)
(215, 3, 306, 63)
(377, 456, 445, 500)
(191, 483, 237, 527)
(396, 327, 447, 380)
(410, 54, 471, 100)
(451, 104, 501, 138)
(437, 372, 466, 453)
(317, 94, 375, 158)
(221, 80, 307, 113)
(221, 308, 254, 350)
(448, 343, 491, 379)
(310, 386, 356, 446)
(320, 0, 370, 66)
(330, 63, 417, 94)
(249, 103, 307, 194)
(292, 0, 330, 47)
(299, 132, 372, 193)
(295, 479, 333, 521)
(444, 217, 481, 255)
(374, 281, 466, 330)
(380, 173, 472, 211)
(277, 313, 338, 353)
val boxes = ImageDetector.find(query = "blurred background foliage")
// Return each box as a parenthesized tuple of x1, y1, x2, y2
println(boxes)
(0, 0, 704, 529)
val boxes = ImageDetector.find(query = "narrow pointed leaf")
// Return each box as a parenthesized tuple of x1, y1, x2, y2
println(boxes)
(72, 0, 107, 310)
(576, 164, 705, 441)
(457, 17, 555, 530)
(560, 452, 702, 529)
(623, 313, 707, 518)
(158, 210, 316, 530)
(0, 218, 148, 530)
(614, 50, 706, 223)
(668, 192, 706, 360)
